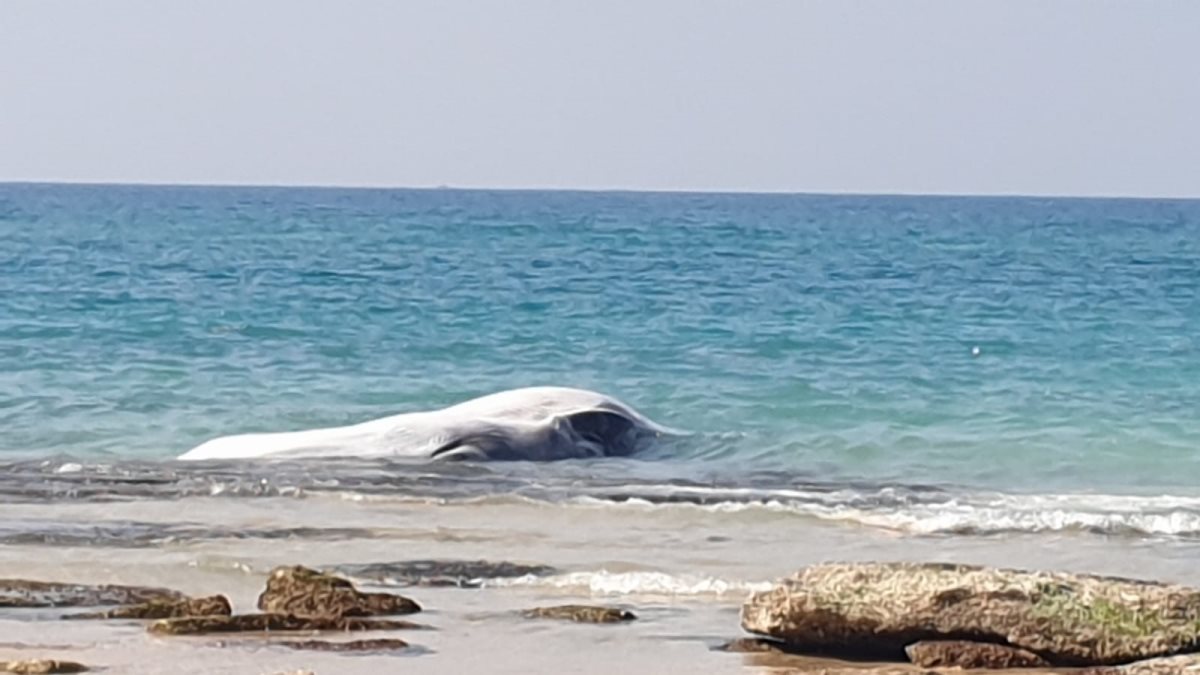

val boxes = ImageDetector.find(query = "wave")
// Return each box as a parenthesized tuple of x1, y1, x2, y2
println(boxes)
(487, 570, 774, 597)
(561, 488, 1200, 538)
(8, 457, 1200, 542)
(802, 493, 1200, 537)
(318, 488, 1200, 540)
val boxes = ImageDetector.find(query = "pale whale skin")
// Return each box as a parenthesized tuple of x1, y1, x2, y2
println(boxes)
(178, 387, 674, 462)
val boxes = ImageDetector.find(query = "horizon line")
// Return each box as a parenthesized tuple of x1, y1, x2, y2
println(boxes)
(2, 179, 1198, 202)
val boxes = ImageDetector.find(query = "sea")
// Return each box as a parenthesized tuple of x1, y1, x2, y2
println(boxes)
(2, 182, 1199, 673)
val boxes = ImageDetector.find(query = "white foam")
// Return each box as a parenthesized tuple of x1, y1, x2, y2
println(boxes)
(561, 488, 1200, 538)
(812, 493, 1200, 536)
(305, 482, 1200, 539)
(489, 570, 773, 597)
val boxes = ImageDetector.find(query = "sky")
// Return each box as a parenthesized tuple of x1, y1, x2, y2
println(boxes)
(2, 1, 1197, 197)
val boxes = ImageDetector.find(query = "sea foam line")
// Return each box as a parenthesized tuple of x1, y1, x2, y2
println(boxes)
(563, 491, 1200, 538)
(314, 485, 1200, 539)
(486, 570, 773, 597)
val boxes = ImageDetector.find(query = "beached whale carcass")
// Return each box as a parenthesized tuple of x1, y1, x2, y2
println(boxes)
(178, 387, 672, 462)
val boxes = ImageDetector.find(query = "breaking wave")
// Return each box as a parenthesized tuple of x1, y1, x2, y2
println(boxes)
(7, 457, 1200, 542)
(488, 570, 774, 597)
(562, 488, 1200, 538)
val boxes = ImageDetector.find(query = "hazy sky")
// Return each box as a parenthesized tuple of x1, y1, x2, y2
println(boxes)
(2, 1, 1197, 196)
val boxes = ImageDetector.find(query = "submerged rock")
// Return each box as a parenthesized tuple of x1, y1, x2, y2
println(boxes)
(716, 637, 806, 655)
(148, 612, 424, 635)
(0, 579, 185, 608)
(520, 605, 636, 623)
(333, 559, 557, 588)
(66, 594, 231, 620)
(277, 638, 410, 652)
(904, 640, 1050, 668)
(0, 661, 88, 674)
(257, 566, 420, 617)
(724, 654, 942, 675)
(741, 562, 1200, 666)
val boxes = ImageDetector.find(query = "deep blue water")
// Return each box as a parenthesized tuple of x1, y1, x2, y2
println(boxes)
(3, 183, 1199, 493)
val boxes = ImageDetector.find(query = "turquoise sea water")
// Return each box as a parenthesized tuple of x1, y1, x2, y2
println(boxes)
(2, 183, 1199, 502)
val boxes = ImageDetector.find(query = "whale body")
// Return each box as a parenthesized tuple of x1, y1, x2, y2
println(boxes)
(178, 387, 673, 462)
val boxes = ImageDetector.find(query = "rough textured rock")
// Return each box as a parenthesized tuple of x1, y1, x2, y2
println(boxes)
(764, 668, 935, 675)
(1082, 654, 1200, 675)
(277, 638, 410, 652)
(66, 594, 231, 620)
(0, 579, 185, 608)
(257, 566, 420, 616)
(0, 661, 89, 674)
(148, 612, 424, 635)
(904, 640, 1050, 668)
(333, 560, 557, 588)
(717, 637, 806, 654)
(520, 605, 636, 623)
(741, 562, 1200, 666)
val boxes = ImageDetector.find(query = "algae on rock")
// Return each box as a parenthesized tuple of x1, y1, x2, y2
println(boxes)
(148, 612, 423, 635)
(741, 562, 1200, 666)
(257, 565, 420, 617)
(66, 594, 231, 620)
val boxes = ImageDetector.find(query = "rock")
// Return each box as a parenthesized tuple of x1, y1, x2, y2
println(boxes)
(277, 638, 410, 652)
(333, 560, 557, 588)
(741, 562, 1200, 666)
(0, 579, 185, 608)
(148, 612, 425, 635)
(1082, 654, 1200, 675)
(66, 594, 231, 620)
(0, 661, 89, 674)
(520, 605, 636, 623)
(716, 637, 948, 674)
(764, 668, 935, 675)
(257, 566, 420, 617)
(904, 640, 1050, 668)
(716, 637, 806, 654)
